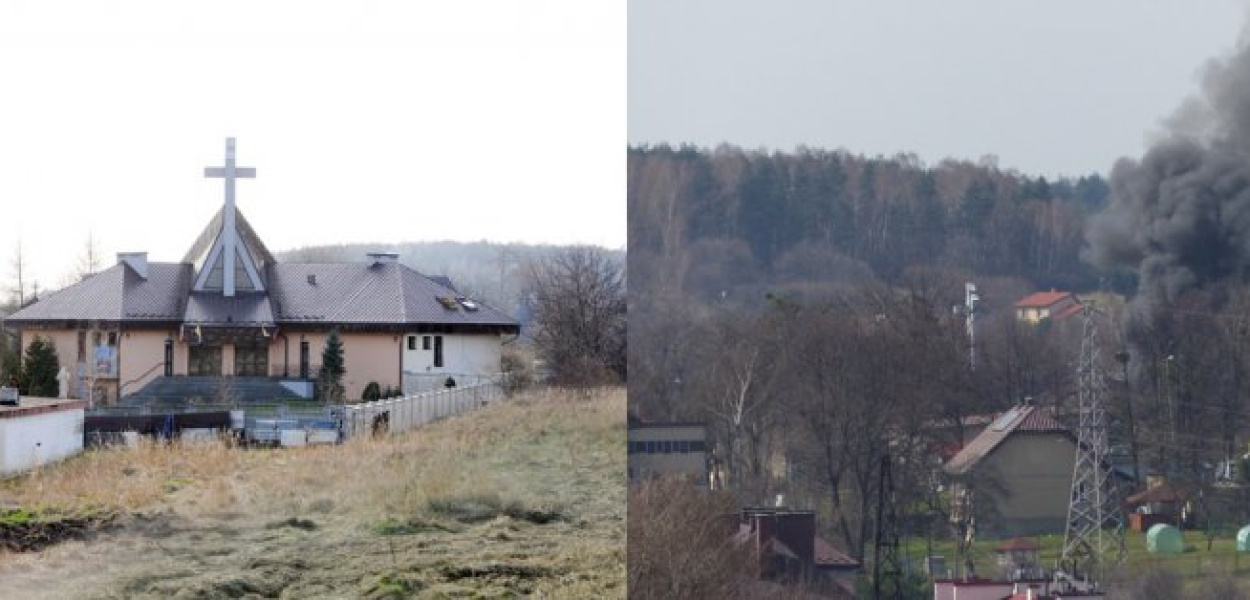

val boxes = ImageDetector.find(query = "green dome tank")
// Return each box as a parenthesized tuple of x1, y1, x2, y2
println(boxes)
(1237, 525, 1250, 552)
(1147, 523, 1184, 554)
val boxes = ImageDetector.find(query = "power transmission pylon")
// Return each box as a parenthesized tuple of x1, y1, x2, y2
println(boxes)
(873, 454, 904, 599)
(1060, 303, 1126, 588)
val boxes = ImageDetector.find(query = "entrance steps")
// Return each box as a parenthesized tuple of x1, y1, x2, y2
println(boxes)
(122, 376, 306, 407)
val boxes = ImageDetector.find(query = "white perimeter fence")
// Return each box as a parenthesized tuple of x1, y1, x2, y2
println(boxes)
(342, 381, 503, 439)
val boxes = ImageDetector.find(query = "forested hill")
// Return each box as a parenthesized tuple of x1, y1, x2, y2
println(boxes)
(278, 241, 624, 319)
(629, 144, 1116, 302)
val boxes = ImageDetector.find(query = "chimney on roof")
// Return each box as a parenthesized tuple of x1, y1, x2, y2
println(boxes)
(117, 252, 149, 280)
(367, 252, 400, 267)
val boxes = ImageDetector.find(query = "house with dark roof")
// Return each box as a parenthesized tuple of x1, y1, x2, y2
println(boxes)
(944, 404, 1077, 537)
(735, 508, 861, 598)
(1015, 291, 1081, 324)
(5, 139, 519, 404)
(735, 507, 865, 597)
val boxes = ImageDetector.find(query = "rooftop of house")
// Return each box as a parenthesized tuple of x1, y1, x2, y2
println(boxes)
(813, 536, 860, 568)
(1048, 303, 1084, 320)
(1015, 290, 1075, 309)
(1125, 483, 1192, 506)
(944, 405, 1072, 476)
(995, 536, 1042, 552)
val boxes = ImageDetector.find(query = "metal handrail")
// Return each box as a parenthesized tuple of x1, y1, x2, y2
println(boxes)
(118, 361, 169, 396)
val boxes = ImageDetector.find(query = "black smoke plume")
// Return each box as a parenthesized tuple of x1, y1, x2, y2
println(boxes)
(1086, 32, 1250, 317)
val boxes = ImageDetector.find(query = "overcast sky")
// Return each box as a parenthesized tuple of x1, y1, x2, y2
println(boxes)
(1, 1, 623, 293)
(631, 0, 1250, 178)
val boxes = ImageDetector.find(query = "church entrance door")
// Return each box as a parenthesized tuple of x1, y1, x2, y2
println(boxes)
(234, 339, 269, 377)
(189, 344, 222, 376)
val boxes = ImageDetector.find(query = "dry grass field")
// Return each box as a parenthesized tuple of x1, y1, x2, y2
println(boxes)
(0, 386, 625, 599)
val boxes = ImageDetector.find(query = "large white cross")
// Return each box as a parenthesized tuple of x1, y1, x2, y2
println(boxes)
(204, 138, 256, 296)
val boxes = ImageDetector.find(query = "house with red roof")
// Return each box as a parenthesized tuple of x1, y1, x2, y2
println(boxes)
(1015, 290, 1081, 324)
(944, 404, 1077, 536)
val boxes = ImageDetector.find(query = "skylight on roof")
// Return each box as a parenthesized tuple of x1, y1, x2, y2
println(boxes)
(436, 296, 459, 310)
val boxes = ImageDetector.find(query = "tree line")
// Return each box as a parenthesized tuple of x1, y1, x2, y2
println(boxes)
(629, 144, 1114, 304)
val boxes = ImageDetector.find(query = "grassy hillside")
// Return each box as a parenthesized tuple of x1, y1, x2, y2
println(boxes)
(0, 387, 625, 599)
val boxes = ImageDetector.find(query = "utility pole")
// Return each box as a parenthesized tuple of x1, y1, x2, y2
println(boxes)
(1061, 303, 1125, 588)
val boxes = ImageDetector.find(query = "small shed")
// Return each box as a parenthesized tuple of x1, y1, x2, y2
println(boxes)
(1237, 525, 1250, 552)
(1126, 483, 1192, 530)
(995, 537, 1040, 568)
(1146, 523, 1184, 554)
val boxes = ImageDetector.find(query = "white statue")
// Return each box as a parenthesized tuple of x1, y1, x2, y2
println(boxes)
(57, 367, 70, 399)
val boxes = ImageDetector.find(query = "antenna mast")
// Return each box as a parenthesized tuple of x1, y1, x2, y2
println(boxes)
(964, 282, 978, 370)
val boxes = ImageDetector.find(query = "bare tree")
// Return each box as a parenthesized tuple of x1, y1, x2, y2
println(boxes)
(690, 307, 783, 501)
(628, 476, 755, 599)
(73, 231, 103, 283)
(525, 246, 625, 386)
(8, 240, 27, 309)
(775, 285, 977, 563)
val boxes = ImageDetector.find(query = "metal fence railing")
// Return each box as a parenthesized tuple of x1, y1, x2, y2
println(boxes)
(342, 381, 502, 439)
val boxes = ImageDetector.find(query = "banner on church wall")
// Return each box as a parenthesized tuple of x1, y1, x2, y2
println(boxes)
(93, 346, 118, 378)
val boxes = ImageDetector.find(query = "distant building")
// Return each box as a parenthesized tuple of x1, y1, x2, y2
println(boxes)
(736, 508, 860, 598)
(627, 421, 710, 487)
(1015, 290, 1081, 324)
(944, 404, 1077, 537)
(933, 578, 1104, 600)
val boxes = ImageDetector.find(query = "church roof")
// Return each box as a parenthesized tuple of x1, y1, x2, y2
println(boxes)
(7, 260, 517, 332)
(268, 262, 514, 327)
(6, 138, 517, 334)
(6, 263, 190, 323)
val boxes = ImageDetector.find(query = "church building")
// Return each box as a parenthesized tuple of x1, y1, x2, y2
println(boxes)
(5, 139, 519, 403)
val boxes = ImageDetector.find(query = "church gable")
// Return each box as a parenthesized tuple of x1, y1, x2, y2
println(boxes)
(190, 138, 267, 297)
(192, 230, 266, 294)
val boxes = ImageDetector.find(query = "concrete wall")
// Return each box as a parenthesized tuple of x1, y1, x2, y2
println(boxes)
(980, 433, 1077, 536)
(0, 400, 85, 476)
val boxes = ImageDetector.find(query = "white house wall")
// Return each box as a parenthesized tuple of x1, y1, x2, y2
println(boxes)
(401, 333, 502, 393)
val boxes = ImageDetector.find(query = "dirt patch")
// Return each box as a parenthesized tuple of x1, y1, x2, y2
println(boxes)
(0, 507, 116, 552)
(265, 517, 317, 531)
(425, 493, 565, 525)
(442, 562, 553, 580)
